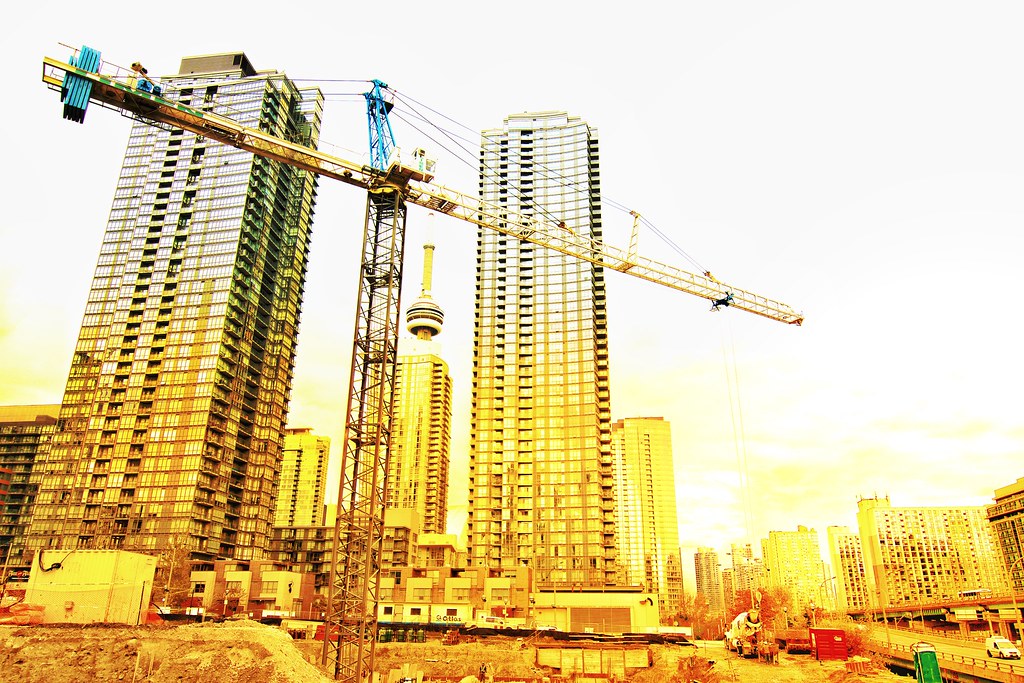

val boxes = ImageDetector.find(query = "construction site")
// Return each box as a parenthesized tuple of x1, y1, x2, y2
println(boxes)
(0, 620, 911, 683)
(0, 554, 900, 682)
(0, 44, 814, 683)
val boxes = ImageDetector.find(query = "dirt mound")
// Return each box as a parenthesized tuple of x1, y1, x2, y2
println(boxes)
(0, 621, 333, 683)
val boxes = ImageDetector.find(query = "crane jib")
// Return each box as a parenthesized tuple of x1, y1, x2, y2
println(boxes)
(41, 52, 804, 326)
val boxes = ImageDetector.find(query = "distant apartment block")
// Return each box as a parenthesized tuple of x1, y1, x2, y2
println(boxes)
(274, 428, 329, 528)
(269, 524, 331, 592)
(987, 477, 1024, 592)
(694, 546, 725, 614)
(727, 543, 765, 607)
(827, 525, 869, 612)
(721, 567, 736, 611)
(0, 405, 59, 564)
(763, 525, 826, 608)
(389, 344, 452, 535)
(857, 495, 1005, 608)
(611, 417, 682, 612)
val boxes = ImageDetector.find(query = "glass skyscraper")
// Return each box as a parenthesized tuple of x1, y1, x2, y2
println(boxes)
(26, 52, 322, 562)
(468, 112, 615, 587)
(0, 405, 59, 564)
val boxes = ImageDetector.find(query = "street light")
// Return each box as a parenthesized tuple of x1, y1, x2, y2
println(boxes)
(819, 576, 837, 612)
(875, 572, 893, 653)
(879, 594, 892, 652)
(1008, 556, 1024, 645)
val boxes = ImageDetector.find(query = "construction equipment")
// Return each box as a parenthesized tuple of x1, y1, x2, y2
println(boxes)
(774, 627, 812, 654)
(725, 607, 764, 657)
(42, 47, 803, 683)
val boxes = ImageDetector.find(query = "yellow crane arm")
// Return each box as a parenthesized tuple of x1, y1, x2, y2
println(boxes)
(43, 56, 803, 325)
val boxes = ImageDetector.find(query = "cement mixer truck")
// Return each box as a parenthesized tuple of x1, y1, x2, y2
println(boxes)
(724, 605, 763, 657)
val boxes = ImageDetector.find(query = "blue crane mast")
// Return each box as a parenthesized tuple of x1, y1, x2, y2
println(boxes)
(364, 79, 396, 171)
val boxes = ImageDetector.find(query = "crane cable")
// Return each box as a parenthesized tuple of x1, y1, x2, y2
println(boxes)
(386, 88, 714, 276)
(719, 314, 755, 545)
(120, 62, 721, 289)
(133, 63, 718, 283)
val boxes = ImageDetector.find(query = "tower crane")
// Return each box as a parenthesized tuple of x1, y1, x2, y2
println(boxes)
(42, 47, 803, 682)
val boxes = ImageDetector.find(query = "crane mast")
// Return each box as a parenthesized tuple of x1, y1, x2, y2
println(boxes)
(41, 49, 803, 683)
(324, 77, 408, 681)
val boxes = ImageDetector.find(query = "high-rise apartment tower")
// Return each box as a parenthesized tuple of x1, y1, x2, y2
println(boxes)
(468, 112, 614, 587)
(727, 542, 764, 608)
(987, 477, 1024, 593)
(387, 240, 452, 534)
(0, 405, 59, 563)
(611, 417, 682, 609)
(827, 525, 869, 612)
(275, 428, 330, 528)
(26, 52, 322, 561)
(762, 525, 825, 608)
(694, 546, 725, 614)
(857, 495, 1005, 608)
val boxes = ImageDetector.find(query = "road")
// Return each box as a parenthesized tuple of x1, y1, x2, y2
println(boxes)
(870, 625, 1023, 679)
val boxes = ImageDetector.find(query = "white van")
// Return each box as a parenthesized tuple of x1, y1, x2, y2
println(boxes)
(985, 636, 1021, 659)
(470, 615, 507, 629)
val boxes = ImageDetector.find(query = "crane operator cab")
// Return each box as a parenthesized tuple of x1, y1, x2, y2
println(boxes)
(384, 147, 436, 184)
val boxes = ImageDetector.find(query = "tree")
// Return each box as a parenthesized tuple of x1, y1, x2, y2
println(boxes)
(690, 596, 712, 639)
(155, 535, 193, 608)
(726, 586, 794, 632)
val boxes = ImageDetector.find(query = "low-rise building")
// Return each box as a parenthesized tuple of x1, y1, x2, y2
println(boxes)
(190, 559, 316, 620)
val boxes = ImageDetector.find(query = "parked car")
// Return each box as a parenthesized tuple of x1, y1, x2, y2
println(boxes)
(985, 636, 1021, 659)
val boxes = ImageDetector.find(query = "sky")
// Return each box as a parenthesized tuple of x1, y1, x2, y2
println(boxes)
(3, 2, 1023, 589)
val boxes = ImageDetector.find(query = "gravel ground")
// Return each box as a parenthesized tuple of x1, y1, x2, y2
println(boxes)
(0, 623, 911, 682)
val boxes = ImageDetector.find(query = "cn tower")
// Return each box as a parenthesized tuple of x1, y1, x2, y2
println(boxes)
(405, 239, 445, 339)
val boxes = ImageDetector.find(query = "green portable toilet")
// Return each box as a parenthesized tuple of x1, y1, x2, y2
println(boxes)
(911, 642, 941, 683)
